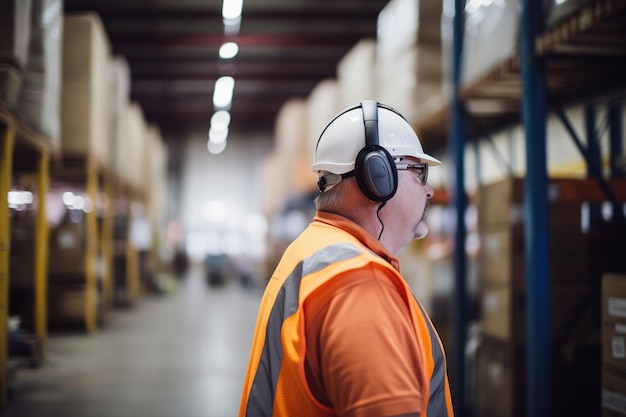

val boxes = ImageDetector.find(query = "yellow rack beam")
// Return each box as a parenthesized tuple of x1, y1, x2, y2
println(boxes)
(34, 153, 50, 347)
(0, 127, 15, 409)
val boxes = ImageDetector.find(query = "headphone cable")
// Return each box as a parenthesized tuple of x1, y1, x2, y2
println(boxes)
(376, 201, 386, 240)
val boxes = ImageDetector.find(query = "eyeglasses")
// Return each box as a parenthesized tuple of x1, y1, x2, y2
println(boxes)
(396, 162, 428, 185)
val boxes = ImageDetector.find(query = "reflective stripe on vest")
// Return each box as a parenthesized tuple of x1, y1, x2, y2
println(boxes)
(246, 243, 363, 416)
(414, 299, 449, 417)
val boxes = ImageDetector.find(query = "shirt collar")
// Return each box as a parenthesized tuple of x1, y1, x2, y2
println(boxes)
(313, 210, 400, 271)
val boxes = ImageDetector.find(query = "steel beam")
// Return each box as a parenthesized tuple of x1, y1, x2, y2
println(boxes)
(520, 0, 551, 416)
(449, 0, 467, 415)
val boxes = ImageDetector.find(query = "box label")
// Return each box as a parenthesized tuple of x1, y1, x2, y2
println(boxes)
(609, 297, 626, 319)
(613, 336, 626, 359)
(603, 389, 626, 413)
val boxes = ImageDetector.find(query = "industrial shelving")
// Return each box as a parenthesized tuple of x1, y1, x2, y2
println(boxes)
(0, 107, 57, 409)
(417, 0, 626, 150)
(414, 1, 626, 416)
(47, 154, 113, 333)
(0, 106, 145, 408)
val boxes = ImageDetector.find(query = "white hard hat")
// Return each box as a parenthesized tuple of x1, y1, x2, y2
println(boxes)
(312, 102, 441, 176)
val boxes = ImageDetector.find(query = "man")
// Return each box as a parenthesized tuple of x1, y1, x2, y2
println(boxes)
(239, 101, 454, 417)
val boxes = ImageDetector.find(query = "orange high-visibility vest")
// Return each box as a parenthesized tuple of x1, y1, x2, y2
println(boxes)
(239, 220, 454, 417)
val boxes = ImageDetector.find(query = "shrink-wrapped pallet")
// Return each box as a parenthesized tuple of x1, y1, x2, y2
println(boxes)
(259, 152, 286, 215)
(122, 102, 147, 191)
(274, 99, 316, 196)
(61, 13, 111, 166)
(108, 56, 131, 182)
(306, 79, 340, 157)
(545, 0, 595, 27)
(336, 39, 377, 110)
(376, 0, 444, 124)
(275, 98, 307, 162)
(17, 0, 63, 146)
(0, 0, 32, 108)
(144, 124, 168, 227)
(461, 0, 519, 87)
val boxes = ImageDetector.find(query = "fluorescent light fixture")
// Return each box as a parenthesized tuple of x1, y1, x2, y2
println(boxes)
(62, 191, 75, 206)
(213, 76, 235, 108)
(208, 139, 227, 155)
(211, 110, 231, 130)
(224, 17, 241, 36)
(222, 0, 243, 20)
(72, 195, 85, 211)
(209, 126, 229, 144)
(8, 190, 33, 209)
(219, 42, 239, 59)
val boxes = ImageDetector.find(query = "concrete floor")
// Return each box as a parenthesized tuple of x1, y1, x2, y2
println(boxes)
(2, 264, 262, 417)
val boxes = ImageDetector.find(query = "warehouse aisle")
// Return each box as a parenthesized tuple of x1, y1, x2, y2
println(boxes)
(2, 264, 262, 417)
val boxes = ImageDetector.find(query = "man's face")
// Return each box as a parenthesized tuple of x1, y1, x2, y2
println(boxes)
(384, 157, 434, 245)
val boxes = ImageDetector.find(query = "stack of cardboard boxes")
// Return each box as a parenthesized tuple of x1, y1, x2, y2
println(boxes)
(61, 13, 112, 167)
(46, 12, 113, 328)
(476, 177, 604, 417)
(602, 274, 626, 416)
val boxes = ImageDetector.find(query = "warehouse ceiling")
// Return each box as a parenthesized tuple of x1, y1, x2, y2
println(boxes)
(63, 0, 390, 142)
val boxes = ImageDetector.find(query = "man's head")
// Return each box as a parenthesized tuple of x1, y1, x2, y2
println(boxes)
(312, 101, 441, 250)
(313, 101, 440, 195)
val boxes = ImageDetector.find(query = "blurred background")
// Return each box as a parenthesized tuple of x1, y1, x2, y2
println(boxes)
(1, 0, 626, 416)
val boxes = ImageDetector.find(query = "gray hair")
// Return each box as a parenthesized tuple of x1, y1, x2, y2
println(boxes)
(315, 177, 351, 211)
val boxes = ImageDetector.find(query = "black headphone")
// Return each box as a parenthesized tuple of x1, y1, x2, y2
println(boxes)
(316, 100, 399, 202)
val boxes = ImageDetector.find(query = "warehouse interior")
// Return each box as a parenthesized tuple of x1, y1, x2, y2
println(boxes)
(1, 0, 626, 416)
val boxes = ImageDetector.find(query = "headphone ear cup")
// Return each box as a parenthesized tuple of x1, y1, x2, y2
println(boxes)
(355, 145, 398, 202)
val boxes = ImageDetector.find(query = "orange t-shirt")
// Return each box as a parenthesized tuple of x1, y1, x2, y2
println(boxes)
(303, 213, 424, 417)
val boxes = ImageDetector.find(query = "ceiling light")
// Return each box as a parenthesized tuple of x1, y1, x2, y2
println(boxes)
(213, 76, 235, 109)
(222, 0, 243, 20)
(211, 110, 231, 130)
(208, 139, 227, 155)
(219, 42, 239, 59)
(209, 127, 228, 144)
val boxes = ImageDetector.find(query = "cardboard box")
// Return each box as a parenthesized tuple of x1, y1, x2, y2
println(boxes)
(480, 225, 590, 290)
(481, 287, 522, 342)
(48, 218, 87, 277)
(481, 282, 597, 343)
(477, 178, 626, 229)
(477, 177, 587, 229)
(478, 177, 523, 227)
(48, 285, 97, 325)
(61, 13, 111, 166)
(604, 321, 626, 371)
(603, 274, 626, 324)
(478, 337, 600, 417)
(603, 274, 626, 370)
(477, 339, 526, 417)
(603, 366, 626, 416)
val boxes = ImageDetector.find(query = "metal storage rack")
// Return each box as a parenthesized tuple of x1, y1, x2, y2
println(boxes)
(0, 109, 121, 408)
(415, 1, 626, 416)
(0, 108, 57, 409)
(48, 155, 114, 333)
(111, 186, 142, 309)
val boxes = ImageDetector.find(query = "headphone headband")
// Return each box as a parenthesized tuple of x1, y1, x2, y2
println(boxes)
(315, 101, 399, 202)
(361, 100, 379, 148)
